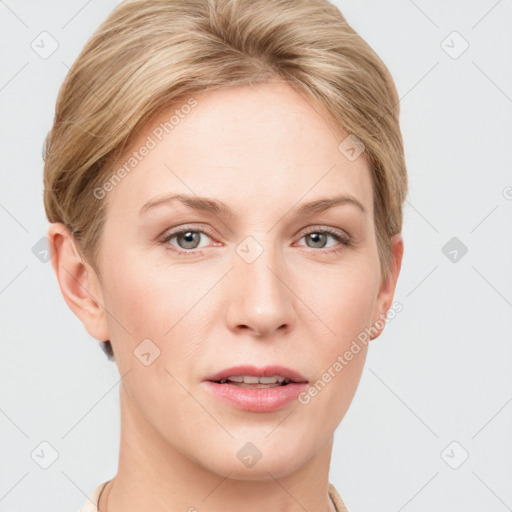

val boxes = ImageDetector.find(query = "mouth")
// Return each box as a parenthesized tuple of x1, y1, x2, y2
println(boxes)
(203, 365, 309, 412)
(203, 364, 309, 386)
(214, 375, 293, 388)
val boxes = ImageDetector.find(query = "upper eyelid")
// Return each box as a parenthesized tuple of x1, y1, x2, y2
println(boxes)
(161, 225, 216, 241)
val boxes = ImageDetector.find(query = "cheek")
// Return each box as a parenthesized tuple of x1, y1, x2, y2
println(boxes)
(100, 250, 216, 371)
(100, 244, 180, 329)
(295, 267, 375, 434)
(302, 260, 380, 343)
(296, 259, 378, 406)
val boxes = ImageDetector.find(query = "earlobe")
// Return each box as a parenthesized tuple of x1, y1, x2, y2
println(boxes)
(47, 223, 109, 342)
(370, 234, 404, 340)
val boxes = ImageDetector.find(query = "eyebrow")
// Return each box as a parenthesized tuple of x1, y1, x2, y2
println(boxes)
(138, 193, 366, 217)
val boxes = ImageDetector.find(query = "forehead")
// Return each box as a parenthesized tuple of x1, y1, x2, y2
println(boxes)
(105, 81, 374, 220)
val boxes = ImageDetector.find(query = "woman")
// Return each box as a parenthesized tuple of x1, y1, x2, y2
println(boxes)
(44, 0, 407, 510)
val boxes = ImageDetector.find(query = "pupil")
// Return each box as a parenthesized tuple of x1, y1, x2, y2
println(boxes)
(179, 231, 199, 249)
(308, 233, 326, 248)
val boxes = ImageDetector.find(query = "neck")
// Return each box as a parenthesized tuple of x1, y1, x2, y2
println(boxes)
(100, 385, 336, 512)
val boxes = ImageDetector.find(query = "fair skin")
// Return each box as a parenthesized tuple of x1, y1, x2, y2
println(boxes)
(49, 80, 403, 512)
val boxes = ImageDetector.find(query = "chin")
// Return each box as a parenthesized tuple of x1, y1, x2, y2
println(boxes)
(197, 437, 312, 481)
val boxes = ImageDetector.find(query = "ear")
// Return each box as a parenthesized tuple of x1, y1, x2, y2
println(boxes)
(47, 223, 110, 342)
(370, 233, 404, 340)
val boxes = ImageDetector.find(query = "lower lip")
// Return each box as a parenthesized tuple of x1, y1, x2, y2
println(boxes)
(203, 381, 309, 413)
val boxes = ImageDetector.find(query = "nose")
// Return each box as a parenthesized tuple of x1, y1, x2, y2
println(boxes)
(225, 242, 297, 338)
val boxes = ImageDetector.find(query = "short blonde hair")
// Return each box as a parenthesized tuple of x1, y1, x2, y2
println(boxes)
(44, 0, 407, 360)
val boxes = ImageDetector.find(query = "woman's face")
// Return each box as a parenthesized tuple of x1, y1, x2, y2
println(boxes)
(88, 80, 402, 478)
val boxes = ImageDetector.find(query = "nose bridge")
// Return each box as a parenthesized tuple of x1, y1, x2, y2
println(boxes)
(227, 235, 296, 335)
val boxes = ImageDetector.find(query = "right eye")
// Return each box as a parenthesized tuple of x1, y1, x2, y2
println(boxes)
(161, 228, 214, 253)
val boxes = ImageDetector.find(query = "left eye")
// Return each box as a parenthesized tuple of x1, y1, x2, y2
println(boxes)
(297, 230, 348, 249)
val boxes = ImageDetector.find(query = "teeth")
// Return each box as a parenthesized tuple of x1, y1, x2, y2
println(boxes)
(219, 375, 290, 384)
(259, 376, 279, 384)
(225, 376, 244, 383)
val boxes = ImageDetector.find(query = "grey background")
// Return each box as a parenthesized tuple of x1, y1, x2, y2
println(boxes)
(1, 1, 511, 511)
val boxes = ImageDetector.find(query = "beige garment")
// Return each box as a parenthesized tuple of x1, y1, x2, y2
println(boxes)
(79, 480, 109, 512)
(328, 482, 351, 512)
(80, 480, 350, 512)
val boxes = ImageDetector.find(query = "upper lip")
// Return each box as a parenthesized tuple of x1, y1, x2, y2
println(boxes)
(204, 365, 309, 383)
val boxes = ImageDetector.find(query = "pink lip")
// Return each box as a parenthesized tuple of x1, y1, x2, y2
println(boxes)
(202, 365, 309, 413)
(203, 381, 308, 413)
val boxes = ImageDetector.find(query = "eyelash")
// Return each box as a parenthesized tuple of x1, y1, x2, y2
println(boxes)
(159, 225, 353, 256)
